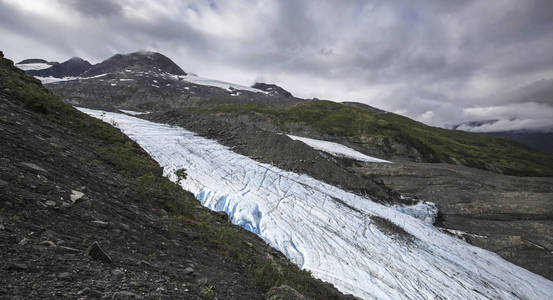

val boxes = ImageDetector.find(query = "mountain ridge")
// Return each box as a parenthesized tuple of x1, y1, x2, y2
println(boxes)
(27, 57, 92, 78)
(80, 51, 186, 77)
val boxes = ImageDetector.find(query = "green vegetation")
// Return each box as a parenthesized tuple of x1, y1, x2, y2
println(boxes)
(175, 168, 187, 182)
(200, 285, 215, 299)
(0, 56, 338, 298)
(196, 100, 553, 176)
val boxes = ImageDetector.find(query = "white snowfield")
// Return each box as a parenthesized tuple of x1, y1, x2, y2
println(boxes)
(31, 66, 267, 95)
(79, 108, 553, 300)
(167, 73, 268, 94)
(15, 63, 52, 71)
(287, 134, 391, 163)
(35, 73, 109, 84)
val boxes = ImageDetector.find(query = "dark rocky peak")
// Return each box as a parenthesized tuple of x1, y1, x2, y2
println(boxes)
(26, 57, 92, 78)
(17, 58, 59, 65)
(252, 82, 293, 97)
(80, 51, 186, 78)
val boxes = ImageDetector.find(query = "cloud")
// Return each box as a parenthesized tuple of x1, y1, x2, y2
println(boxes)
(1, 0, 552, 130)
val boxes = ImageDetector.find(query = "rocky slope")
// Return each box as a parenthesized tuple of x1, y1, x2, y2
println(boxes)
(0, 51, 353, 299)
(357, 162, 553, 280)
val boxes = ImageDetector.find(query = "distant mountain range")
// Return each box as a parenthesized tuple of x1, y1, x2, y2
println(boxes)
(452, 120, 553, 153)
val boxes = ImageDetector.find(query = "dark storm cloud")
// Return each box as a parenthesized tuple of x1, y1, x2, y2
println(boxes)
(65, 0, 124, 18)
(1, 0, 552, 131)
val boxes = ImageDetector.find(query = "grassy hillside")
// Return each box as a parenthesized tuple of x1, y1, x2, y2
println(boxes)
(200, 100, 553, 177)
(0, 53, 348, 298)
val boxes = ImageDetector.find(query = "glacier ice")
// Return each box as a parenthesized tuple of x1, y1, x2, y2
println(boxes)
(79, 108, 553, 299)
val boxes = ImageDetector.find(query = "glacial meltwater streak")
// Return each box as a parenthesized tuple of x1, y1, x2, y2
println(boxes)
(80, 107, 553, 299)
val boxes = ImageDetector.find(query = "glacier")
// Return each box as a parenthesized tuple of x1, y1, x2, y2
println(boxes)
(79, 108, 553, 299)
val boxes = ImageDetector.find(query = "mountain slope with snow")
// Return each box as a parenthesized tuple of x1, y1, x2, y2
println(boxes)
(80, 108, 553, 300)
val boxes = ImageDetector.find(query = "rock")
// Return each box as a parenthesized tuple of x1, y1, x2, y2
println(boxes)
(110, 291, 142, 299)
(44, 200, 56, 207)
(265, 285, 306, 300)
(86, 241, 112, 264)
(112, 268, 125, 278)
(57, 272, 72, 280)
(39, 240, 56, 247)
(18, 238, 29, 246)
(0, 224, 5, 230)
(0, 179, 7, 188)
(119, 223, 130, 231)
(7, 263, 28, 271)
(21, 162, 47, 173)
(183, 267, 194, 275)
(70, 190, 85, 203)
(91, 220, 109, 227)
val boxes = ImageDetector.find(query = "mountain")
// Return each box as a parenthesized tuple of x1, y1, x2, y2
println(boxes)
(15, 49, 553, 290)
(39, 51, 302, 110)
(27, 57, 92, 78)
(36, 53, 553, 177)
(0, 51, 352, 299)
(453, 120, 553, 153)
(487, 130, 553, 153)
(80, 51, 186, 77)
(15, 59, 58, 71)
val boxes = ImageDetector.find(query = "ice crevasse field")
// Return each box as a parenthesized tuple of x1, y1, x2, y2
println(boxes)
(79, 108, 553, 300)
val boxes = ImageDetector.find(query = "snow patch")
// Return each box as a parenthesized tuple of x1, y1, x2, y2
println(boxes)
(167, 74, 268, 94)
(36, 73, 108, 84)
(288, 135, 391, 163)
(15, 63, 52, 71)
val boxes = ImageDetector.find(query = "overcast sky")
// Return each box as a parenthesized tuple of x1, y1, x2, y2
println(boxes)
(2, 0, 553, 131)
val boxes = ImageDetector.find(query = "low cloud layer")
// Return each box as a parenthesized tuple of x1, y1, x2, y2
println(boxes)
(1, 0, 552, 131)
